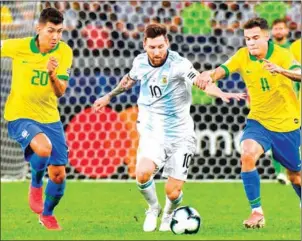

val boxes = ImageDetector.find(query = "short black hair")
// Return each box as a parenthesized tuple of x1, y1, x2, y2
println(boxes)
(272, 18, 287, 27)
(39, 7, 64, 25)
(243, 17, 268, 30)
(144, 23, 167, 40)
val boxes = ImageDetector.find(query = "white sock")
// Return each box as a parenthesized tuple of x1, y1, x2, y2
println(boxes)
(252, 206, 263, 214)
(164, 191, 183, 214)
(137, 179, 159, 209)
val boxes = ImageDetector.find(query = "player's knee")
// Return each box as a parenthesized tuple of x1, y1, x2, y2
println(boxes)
(240, 151, 257, 168)
(35, 142, 52, 157)
(288, 172, 301, 185)
(136, 170, 152, 184)
(165, 183, 181, 201)
(48, 166, 66, 184)
(166, 188, 181, 201)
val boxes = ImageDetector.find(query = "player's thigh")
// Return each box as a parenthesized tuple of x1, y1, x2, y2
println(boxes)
(136, 135, 165, 176)
(39, 122, 68, 166)
(240, 139, 265, 159)
(271, 129, 301, 172)
(30, 133, 52, 157)
(240, 119, 269, 160)
(163, 136, 196, 181)
(7, 119, 48, 160)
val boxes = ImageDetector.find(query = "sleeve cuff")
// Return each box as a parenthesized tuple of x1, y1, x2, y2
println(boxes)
(220, 64, 230, 78)
(128, 73, 138, 82)
(289, 65, 301, 70)
(57, 75, 69, 81)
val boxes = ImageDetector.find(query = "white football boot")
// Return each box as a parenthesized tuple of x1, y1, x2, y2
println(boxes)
(143, 205, 162, 232)
(159, 213, 172, 232)
(276, 173, 290, 185)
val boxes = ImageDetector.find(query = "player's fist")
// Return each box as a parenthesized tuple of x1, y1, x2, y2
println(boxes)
(47, 56, 59, 75)
(195, 71, 213, 90)
(92, 95, 111, 112)
(262, 59, 282, 74)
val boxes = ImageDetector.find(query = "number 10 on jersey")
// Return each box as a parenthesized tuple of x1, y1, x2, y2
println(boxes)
(149, 85, 162, 98)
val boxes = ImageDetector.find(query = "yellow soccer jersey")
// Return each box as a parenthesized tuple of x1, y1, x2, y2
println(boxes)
(221, 41, 301, 132)
(289, 39, 301, 104)
(290, 39, 301, 63)
(1, 36, 73, 123)
(1, 6, 13, 39)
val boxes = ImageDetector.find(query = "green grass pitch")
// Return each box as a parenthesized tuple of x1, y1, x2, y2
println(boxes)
(1, 182, 300, 240)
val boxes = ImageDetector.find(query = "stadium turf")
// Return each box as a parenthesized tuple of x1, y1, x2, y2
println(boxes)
(1, 182, 300, 240)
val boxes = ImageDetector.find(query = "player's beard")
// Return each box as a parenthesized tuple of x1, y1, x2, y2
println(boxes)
(148, 52, 168, 67)
(274, 35, 285, 42)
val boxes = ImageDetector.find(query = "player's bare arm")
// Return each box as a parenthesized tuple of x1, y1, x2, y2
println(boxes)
(262, 59, 301, 82)
(195, 67, 226, 90)
(93, 74, 137, 112)
(204, 83, 246, 103)
(47, 56, 68, 97)
(108, 74, 136, 98)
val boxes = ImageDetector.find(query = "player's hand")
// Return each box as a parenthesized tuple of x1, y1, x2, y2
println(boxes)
(219, 92, 247, 103)
(47, 56, 59, 75)
(262, 59, 283, 74)
(195, 71, 213, 90)
(92, 95, 111, 112)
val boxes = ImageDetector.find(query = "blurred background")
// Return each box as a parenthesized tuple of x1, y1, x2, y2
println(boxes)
(1, 1, 301, 181)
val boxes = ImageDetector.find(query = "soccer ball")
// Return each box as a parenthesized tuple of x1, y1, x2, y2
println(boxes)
(170, 206, 201, 235)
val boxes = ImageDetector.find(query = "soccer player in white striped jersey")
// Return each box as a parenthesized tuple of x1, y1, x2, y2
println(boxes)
(93, 23, 245, 232)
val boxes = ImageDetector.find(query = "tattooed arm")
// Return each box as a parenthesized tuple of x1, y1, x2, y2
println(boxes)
(108, 74, 137, 98)
(93, 74, 137, 112)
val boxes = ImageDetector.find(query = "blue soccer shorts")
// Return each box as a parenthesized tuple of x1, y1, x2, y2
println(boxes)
(7, 118, 68, 166)
(240, 119, 301, 172)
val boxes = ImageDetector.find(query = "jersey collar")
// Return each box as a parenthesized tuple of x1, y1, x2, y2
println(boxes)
(30, 35, 60, 56)
(148, 50, 169, 68)
(278, 40, 291, 49)
(249, 40, 274, 62)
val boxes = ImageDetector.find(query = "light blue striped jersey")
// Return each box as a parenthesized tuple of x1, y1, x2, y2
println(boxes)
(129, 50, 198, 140)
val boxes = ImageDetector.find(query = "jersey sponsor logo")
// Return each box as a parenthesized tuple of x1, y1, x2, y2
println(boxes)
(294, 118, 299, 124)
(22, 61, 28, 64)
(21, 130, 30, 139)
(246, 70, 252, 74)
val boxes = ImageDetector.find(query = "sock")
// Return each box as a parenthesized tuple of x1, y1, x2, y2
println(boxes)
(43, 179, 66, 216)
(252, 207, 263, 214)
(272, 158, 284, 174)
(29, 153, 49, 188)
(291, 184, 301, 200)
(163, 191, 183, 214)
(137, 179, 159, 209)
(241, 169, 261, 210)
